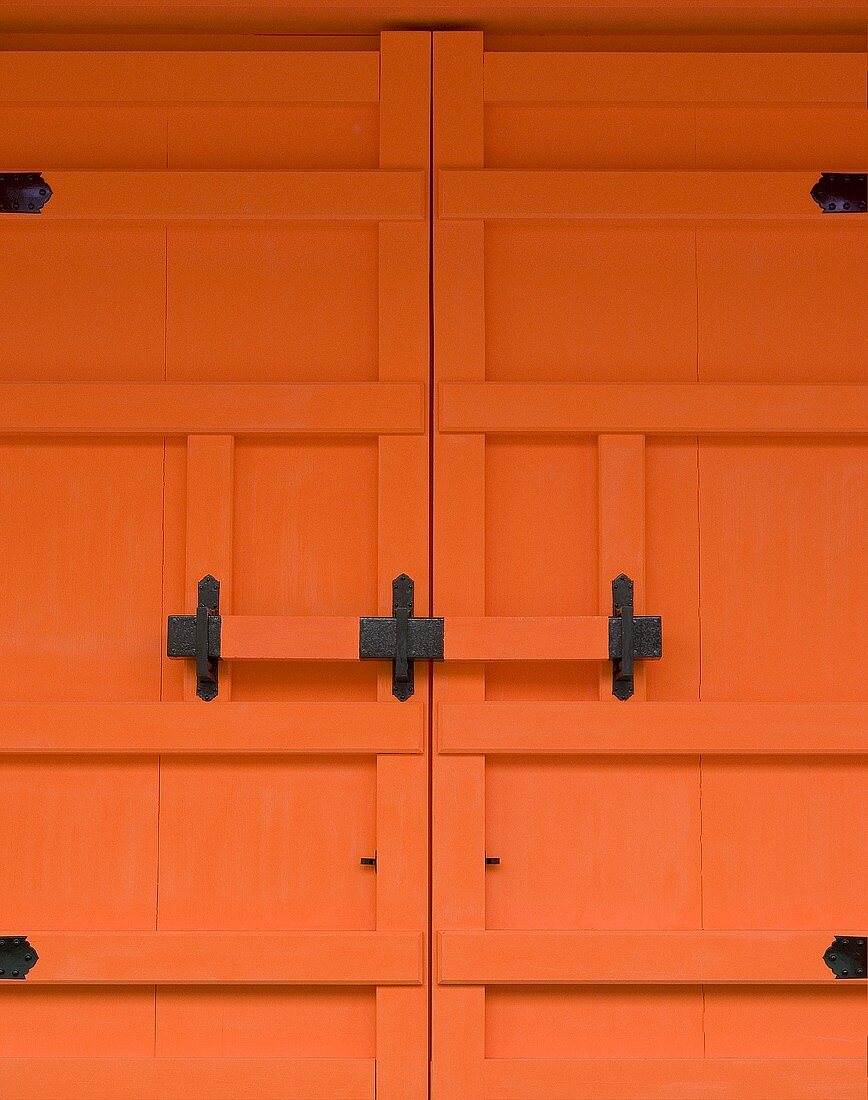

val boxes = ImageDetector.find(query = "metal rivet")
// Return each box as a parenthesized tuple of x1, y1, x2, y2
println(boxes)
(829, 954, 837, 960)
(12, 970, 19, 977)
(828, 203, 836, 210)
(841, 970, 849, 976)
(39, 188, 46, 196)
(842, 939, 849, 944)
(24, 954, 32, 962)
(12, 939, 20, 946)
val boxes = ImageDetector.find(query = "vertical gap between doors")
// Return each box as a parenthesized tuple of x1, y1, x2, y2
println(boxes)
(426, 29, 436, 1088)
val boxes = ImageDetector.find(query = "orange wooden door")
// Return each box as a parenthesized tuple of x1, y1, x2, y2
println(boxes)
(432, 31, 867, 1100)
(0, 32, 430, 1100)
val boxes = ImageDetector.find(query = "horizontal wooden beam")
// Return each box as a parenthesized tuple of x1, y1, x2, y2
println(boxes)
(0, 702, 423, 755)
(0, 383, 425, 435)
(483, 1057, 866, 1100)
(439, 383, 866, 435)
(438, 170, 862, 221)
(36, 170, 425, 221)
(0, 1058, 373, 1100)
(438, 931, 849, 985)
(484, 52, 866, 105)
(438, 702, 868, 755)
(23, 932, 423, 985)
(221, 616, 361, 660)
(0, 50, 380, 104)
(444, 617, 609, 661)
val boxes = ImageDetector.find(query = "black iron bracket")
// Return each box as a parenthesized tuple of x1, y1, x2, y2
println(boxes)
(608, 573, 662, 701)
(0, 173, 52, 214)
(166, 575, 222, 701)
(810, 173, 867, 213)
(359, 574, 444, 701)
(0, 936, 38, 979)
(823, 936, 866, 979)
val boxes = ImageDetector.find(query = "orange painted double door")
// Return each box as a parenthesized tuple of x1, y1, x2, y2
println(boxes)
(0, 30, 865, 1100)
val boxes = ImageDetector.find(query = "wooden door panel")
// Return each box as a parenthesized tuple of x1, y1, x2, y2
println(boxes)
(697, 231, 867, 380)
(0, 33, 430, 1100)
(483, 227, 698, 382)
(700, 439, 867, 699)
(0, 228, 166, 379)
(168, 105, 380, 169)
(433, 31, 867, 1100)
(167, 227, 381, 382)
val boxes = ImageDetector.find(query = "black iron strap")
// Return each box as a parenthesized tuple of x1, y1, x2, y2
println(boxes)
(810, 173, 867, 213)
(0, 173, 52, 214)
(0, 937, 38, 979)
(359, 574, 444, 701)
(166, 575, 221, 701)
(823, 936, 867, 979)
(169, 571, 660, 702)
(608, 573, 662, 700)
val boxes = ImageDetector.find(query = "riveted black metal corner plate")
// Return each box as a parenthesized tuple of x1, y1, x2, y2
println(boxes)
(0, 173, 52, 213)
(166, 575, 221, 701)
(0, 936, 38, 979)
(608, 573, 662, 701)
(359, 574, 444, 701)
(810, 173, 867, 213)
(823, 936, 866, 979)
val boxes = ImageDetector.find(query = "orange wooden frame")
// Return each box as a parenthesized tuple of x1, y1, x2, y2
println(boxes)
(0, 32, 431, 1100)
(431, 31, 866, 1100)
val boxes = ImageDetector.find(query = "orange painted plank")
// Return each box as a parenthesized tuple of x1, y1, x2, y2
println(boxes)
(37, 171, 425, 221)
(483, 1057, 866, 1100)
(438, 931, 856, 985)
(439, 383, 867, 435)
(599, 434, 646, 699)
(0, 702, 424, 754)
(432, 31, 488, 1100)
(445, 616, 610, 661)
(438, 702, 868, 755)
(438, 170, 864, 220)
(0, 383, 425, 435)
(0, 50, 380, 103)
(374, 33, 431, 1100)
(23, 932, 423, 985)
(221, 616, 360, 660)
(185, 435, 234, 701)
(0, 1058, 374, 1100)
(484, 52, 866, 104)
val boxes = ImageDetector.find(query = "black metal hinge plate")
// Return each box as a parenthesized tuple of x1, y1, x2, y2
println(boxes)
(166, 575, 221, 701)
(823, 936, 866, 979)
(608, 573, 662, 701)
(810, 173, 867, 213)
(0, 936, 38, 979)
(359, 574, 444, 701)
(0, 173, 52, 213)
